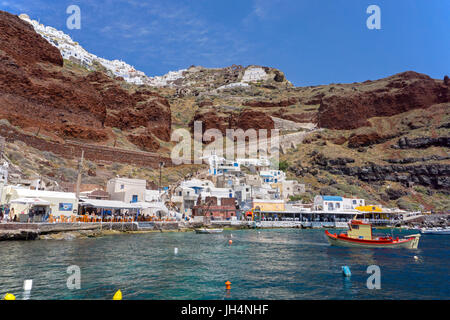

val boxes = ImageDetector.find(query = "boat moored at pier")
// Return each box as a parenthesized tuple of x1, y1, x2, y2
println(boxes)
(325, 220, 421, 249)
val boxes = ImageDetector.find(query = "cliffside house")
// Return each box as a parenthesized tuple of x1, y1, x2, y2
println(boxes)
(106, 177, 146, 204)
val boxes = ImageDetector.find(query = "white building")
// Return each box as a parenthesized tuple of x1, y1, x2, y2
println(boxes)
(199, 186, 234, 202)
(0, 161, 8, 184)
(241, 67, 269, 83)
(233, 184, 252, 203)
(343, 197, 365, 210)
(172, 179, 215, 214)
(1, 186, 78, 218)
(280, 180, 305, 200)
(313, 195, 365, 211)
(236, 157, 271, 168)
(205, 154, 241, 176)
(19, 14, 149, 85)
(107, 178, 147, 203)
(260, 170, 286, 184)
(205, 154, 271, 177)
(0, 161, 8, 201)
(145, 189, 163, 202)
(251, 185, 280, 200)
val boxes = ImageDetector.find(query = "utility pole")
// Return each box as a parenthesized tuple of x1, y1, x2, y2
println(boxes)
(0, 136, 6, 202)
(0, 136, 5, 160)
(158, 161, 164, 199)
(75, 150, 84, 200)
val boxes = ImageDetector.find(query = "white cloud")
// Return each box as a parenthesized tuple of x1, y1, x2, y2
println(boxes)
(243, 0, 284, 24)
(95, 1, 252, 67)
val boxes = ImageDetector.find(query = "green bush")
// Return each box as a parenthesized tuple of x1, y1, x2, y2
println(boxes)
(42, 151, 63, 164)
(289, 193, 313, 203)
(7, 151, 23, 164)
(111, 163, 123, 171)
(57, 167, 77, 180)
(279, 160, 289, 172)
(396, 199, 421, 211)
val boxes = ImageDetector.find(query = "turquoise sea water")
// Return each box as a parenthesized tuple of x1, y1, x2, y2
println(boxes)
(0, 229, 448, 300)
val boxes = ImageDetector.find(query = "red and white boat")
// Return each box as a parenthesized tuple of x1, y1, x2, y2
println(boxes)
(325, 220, 420, 249)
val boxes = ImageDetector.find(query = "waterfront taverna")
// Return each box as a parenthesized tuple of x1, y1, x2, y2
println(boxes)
(1, 186, 78, 220)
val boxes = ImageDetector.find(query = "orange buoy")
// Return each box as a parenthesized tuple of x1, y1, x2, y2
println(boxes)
(228, 239, 233, 245)
(225, 281, 231, 290)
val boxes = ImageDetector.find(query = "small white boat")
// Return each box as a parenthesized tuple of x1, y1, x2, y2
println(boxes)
(195, 228, 223, 234)
(420, 227, 450, 235)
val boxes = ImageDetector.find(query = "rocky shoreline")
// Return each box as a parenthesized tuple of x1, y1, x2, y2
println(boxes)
(1, 215, 448, 241)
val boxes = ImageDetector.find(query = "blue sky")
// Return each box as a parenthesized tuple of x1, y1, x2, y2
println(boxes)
(1, 0, 449, 86)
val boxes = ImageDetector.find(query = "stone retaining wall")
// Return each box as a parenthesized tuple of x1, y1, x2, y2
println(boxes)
(0, 124, 171, 167)
(39, 223, 101, 233)
(99, 222, 138, 231)
(137, 221, 180, 231)
(0, 223, 39, 230)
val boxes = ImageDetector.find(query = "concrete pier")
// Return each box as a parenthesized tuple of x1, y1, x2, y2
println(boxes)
(0, 221, 187, 240)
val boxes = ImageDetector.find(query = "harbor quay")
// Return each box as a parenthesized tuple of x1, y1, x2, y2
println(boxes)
(0, 221, 185, 240)
(0, 213, 443, 241)
(0, 155, 444, 242)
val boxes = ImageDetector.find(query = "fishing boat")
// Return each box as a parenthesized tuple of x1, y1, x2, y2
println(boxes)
(194, 228, 223, 234)
(325, 220, 420, 249)
(420, 227, 450, 235)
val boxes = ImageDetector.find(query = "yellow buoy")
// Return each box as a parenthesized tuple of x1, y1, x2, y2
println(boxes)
(3, 293, 16, 300)
(113, 290, 122, 300)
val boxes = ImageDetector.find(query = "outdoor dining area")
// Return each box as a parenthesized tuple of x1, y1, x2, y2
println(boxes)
(58, 199, 175, 224)
(46, 213, 173, 223)
(8, 197, 51, 222)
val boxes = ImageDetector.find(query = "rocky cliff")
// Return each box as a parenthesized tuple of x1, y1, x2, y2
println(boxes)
(0, 10, 171, 152)
(190, 109, 275, 138)
(0, 10, 448, 212)
(317, 71, 450, 130)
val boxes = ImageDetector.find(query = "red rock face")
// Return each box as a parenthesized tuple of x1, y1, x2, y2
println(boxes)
(231, 110, 275, 133)
(0, 11, 171, 151)
(347, 132, 384, 148)
(318, 71, 450, 130)
(0, 12, 63, 67)
(272, 108, 317, 123)
(126, 134, 160, 152)
(243, 97, 298, 108)
(190, 109, 275, 139)
(190, 111, 230, 134)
